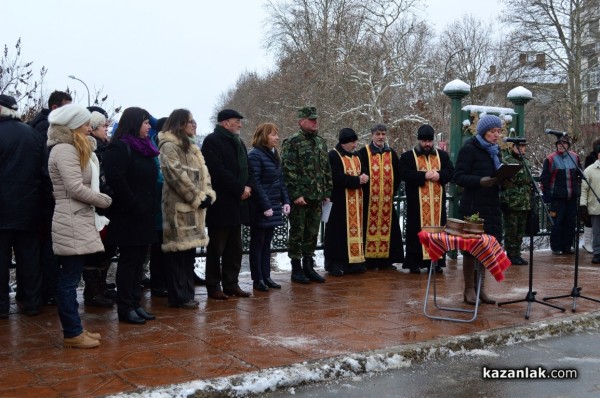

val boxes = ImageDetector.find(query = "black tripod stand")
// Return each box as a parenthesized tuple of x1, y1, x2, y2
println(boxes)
(498, 145, 565, 319)
(543, 142, 600, 311)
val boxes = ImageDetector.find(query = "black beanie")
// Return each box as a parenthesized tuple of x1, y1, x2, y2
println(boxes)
(338, 128, 358, 144)
(417, 124, 435, 140)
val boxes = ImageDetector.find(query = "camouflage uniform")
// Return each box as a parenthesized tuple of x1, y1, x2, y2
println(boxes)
(501, 148, 531, 259)
(282, 107, 333, 260)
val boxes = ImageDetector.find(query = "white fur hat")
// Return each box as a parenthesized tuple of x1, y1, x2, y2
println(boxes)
(48, 104, 91, 130)
(89, 111, 106, 130)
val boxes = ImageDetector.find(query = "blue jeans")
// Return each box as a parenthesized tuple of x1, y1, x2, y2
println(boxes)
(56, 255, 85, 338)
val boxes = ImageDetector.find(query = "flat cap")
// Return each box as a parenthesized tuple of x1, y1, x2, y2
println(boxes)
(217, 109, 244, 122)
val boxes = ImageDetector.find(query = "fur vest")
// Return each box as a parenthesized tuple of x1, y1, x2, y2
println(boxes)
(158, 131, 216, 252)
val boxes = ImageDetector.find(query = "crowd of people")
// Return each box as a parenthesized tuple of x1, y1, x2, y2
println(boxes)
(1, 91, 599, 349)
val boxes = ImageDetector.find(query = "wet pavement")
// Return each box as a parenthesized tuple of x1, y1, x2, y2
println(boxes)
(1, 249, 600, 397)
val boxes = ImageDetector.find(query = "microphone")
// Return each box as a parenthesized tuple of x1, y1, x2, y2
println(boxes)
(503, 137, 527, 144)
(545, 129, 568, 137)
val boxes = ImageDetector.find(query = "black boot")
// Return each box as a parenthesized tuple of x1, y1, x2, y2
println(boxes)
(291, 259, 310, 284)
(303, 256, 325, 283)
(83, 268, 114, 308)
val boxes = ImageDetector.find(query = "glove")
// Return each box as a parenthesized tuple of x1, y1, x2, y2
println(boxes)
(480, 176, 498, 188)
(579, 205, 590, 224)
(199, 195, 213, 209)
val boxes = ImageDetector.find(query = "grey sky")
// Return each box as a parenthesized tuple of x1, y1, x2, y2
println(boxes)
(2, 0, 502, 133)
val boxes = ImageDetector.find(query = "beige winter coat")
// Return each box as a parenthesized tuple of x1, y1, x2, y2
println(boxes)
(158, 131, 216, 252)
(581, 159, 600, 215)
(47, 125, 112, 256)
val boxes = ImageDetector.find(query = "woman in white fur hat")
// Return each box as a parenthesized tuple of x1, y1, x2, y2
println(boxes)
(47, 104, 112, 348)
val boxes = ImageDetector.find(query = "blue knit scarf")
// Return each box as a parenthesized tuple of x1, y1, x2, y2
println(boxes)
(475, 135, 501, 170)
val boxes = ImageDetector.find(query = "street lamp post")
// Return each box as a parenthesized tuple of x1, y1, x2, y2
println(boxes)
(443, 46, 472, 80)
(68, 75, 90, 107)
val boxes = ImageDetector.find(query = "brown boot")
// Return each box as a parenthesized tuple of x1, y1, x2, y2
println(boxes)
(462, 255, 479, 305)
(64, 332, 100, 349)
(477, 270, 496, 304)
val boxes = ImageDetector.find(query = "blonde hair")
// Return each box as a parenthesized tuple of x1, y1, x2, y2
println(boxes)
(73, 129, 92, 169)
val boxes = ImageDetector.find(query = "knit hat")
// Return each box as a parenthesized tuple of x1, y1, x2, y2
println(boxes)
(89, 111, 106, 130)
(0, 94, 18, 110)
(417, 124, 435, 140)
(476, 115, 502, 136)
(48, 104, 91, 130)
(217, 109, 244, 122)
(338, 128, 358, 144)
(87, 106, 108, 119)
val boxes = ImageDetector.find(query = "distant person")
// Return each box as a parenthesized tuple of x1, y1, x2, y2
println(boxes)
(281, 106, 332, 284)
(103, 107, 158, 324)
(324, 128, 368, 276)
(358, 124, 404, 270)
(454, 115, 504, 305)
(158, 109, 215, 308)
(399, 124, 454, 274)
(580, 142, 600, 264)
(47, 104, 112, 348)
(201, 109, 253, 299)
(540, 135, 581, 255)
(28, 90, 72, 306)
(0, 95, 51, 318)
(582, 138, 600, 253)
(248, 123, 290, 291)
(501, 140, 531, 266)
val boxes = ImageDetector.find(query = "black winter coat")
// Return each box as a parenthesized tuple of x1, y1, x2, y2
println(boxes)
(201, 126, 253, 227)
(0, 116, 52, 231)
(102, 140, 157, 246)
(248, 146, 290, 228)
(27, 109, 51, 139)
(453, 137, 503, 241)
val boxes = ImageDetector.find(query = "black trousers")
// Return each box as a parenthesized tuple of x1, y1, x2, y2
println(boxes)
(165, 248, 196, 306)
(149, 230, 167, 290)
(0, 230, 42, 313)
(205, 225, 242, 291)
(115, 245, 148, 314)
(249, 226, 274, 282)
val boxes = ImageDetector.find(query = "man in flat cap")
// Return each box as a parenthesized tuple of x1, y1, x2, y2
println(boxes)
(0, 95, 52, 317)
(358, 124, 404, 270)
(501, 139, 531, 266)
(399, 124, 454, 273)
(324, 128, 369, 276)
(282, 106, 332, 283)
(201, 108, 253, 299)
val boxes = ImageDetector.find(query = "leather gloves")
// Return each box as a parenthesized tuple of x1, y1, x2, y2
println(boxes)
(480, 176, 498, 188)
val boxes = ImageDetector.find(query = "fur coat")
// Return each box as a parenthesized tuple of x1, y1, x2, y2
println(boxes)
(158, 130, 216, 252)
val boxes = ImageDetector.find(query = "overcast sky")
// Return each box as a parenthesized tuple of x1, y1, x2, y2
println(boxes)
(2, 0, 502, 134)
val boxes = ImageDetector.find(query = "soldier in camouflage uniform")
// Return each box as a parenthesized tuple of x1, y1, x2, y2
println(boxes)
(501, 141, 531, 265)
(281, 106, 333, 284)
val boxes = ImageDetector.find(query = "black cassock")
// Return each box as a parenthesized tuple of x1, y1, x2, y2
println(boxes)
(399, 146, 454, 271)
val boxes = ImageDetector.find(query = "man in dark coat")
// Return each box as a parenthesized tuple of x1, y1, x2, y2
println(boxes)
(454, 114, 504, 305)
(0, 95, 52, 317)
(358, 123, 404, 270)
(324, 128, 369, 276)
(201, 109, 253, 299)
(399, 124, 454, 274)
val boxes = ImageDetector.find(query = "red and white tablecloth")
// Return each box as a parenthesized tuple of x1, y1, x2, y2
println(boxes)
(417, 231, 511, 282)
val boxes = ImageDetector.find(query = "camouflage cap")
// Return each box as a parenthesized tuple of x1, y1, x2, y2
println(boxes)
(297, 106, 318, 120)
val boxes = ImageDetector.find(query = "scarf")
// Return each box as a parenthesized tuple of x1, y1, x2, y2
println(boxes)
(216, 125, 248, 185)
(89, 157, 110, 231)
(475, 135, 501, 170)
(121, 134, 160, 157)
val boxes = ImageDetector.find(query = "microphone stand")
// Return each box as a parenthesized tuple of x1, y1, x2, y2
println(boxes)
(497, 145, 565, 319)
(543, 141, 600, 311)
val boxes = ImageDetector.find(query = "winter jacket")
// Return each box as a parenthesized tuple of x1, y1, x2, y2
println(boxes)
(540, 150, 581, 202)
(201, 125, 253, 227)
(102, 139, 158, 246)
(158, 131, 216, 252)
(0, 116, 52, 231)
(248, 146, 290, 228)
(27, 109, 51, 138)
(581, 160, 600, 215)
(453, 137, 503, 241)
(47, 125, 112, 255)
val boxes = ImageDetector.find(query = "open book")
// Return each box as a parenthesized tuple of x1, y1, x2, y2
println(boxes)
(494, 164, 523, 183)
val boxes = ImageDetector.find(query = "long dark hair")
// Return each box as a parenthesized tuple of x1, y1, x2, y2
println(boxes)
(163, 108, 192, 153)
(111, 107, 150, 142)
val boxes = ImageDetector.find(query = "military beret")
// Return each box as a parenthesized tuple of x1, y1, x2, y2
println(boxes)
(0, 94, 18, 111)
(217, 109, 244, 122)
(297, 106, 318, 120)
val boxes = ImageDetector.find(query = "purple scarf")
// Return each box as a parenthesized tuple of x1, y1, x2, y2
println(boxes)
(121, 134, 159, 157)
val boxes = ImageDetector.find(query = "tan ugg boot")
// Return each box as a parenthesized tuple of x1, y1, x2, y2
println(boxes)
(477, 269, 496, 304)
(83, 329, 102, 340)
(462, 255, 479, 305)
(64, 332, 100, 349)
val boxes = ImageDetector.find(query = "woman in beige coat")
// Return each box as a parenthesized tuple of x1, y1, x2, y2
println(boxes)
(47, 104, 112, 348)
(158, 109, 215, 308)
